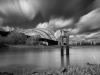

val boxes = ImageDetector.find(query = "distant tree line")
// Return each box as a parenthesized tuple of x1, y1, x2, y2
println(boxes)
(1, 31, 100, 46)
(0, 31, 42, 46)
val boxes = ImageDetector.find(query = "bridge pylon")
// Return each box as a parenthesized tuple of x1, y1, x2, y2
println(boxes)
(60, 30, 69, 56)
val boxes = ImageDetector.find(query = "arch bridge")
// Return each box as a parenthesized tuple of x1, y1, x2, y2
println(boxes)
(25, 28, 57, 41)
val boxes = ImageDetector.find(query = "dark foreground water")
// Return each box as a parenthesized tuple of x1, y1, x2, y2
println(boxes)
(0, 46, 100, 73)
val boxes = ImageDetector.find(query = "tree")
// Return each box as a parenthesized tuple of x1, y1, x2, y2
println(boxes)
(0, 35, 4, 45)
(5, 32, 27, 45)
(26, 35, 41, 45)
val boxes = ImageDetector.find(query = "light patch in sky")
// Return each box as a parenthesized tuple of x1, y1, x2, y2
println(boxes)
(71, 8, 100, 34)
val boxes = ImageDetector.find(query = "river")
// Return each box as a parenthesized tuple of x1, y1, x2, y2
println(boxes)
(0, 46, 100, 73)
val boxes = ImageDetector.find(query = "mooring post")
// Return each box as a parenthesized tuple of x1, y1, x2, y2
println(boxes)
(61, 30, 64, 56)
(66, 31, 69, 55)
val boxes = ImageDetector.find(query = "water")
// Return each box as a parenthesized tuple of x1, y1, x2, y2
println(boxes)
(0, 46, 100, 73)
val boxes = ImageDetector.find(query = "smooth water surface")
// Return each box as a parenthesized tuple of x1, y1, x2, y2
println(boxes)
(0, 46, 100, 73)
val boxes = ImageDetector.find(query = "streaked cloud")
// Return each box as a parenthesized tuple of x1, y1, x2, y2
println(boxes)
(0, 18, 3, 26)
(0, 0, 42, 21)
(0, 0, 95, 22)
(71, 8, 100, 34)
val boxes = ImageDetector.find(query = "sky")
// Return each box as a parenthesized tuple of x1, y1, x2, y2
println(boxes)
(0, 0, 95, 27)
(1, 0, 100, 37)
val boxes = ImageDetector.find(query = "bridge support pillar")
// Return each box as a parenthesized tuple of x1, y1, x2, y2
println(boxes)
(61, 35, 64, 56)
(66, 31, 69, 55)
(60, 30, 69, 56)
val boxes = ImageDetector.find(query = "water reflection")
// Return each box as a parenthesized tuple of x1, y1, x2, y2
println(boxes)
(61, 55, 70, 68)
(61, 55, 64, 67)
(0, 46, 100, 73)
(66, 55, 70, 66)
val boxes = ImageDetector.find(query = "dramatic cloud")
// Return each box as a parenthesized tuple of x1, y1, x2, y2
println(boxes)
(0, 26, 14, 31)
(0, 0, 95, 22)
(36, 18, 74, 33)
(0, 18, 3, 25)
(54, 30, 61, 40)
(36, 22, 49, 29)
(70, 8, 100, 35)
(1, 0, 100, 38)
(49, 18, 74, 31)
(85, 31, 100, 39)
(0, 0, 42, 21)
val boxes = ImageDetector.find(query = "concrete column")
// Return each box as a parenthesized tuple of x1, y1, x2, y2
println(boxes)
(61, 30, 64, 56)
(66, 32, 69, 55)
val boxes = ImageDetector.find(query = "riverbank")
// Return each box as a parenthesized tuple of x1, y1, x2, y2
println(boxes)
(8, 45, 100, 49)
(0, 44, 8, 47)
(8, 45, 61, 49)
(19, 64, 100, 75)
(0, 63, 100, 75)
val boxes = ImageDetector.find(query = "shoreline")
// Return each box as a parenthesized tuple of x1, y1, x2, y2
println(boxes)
(1, 45, 100, 75)
(8, 45, 61, 49)
(8, 45, 100, 49)
(0, 64, 100, 75)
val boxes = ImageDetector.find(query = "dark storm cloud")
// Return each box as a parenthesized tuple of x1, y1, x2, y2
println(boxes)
(3, 12, 47, 28)
(0, 18, 3, 25)
(0, 0, 97, 32)
(0, 0, 95, 21)
(0, 0, 41, 21)
(48, 0, 94, 18)
(70, 8, 100, 35)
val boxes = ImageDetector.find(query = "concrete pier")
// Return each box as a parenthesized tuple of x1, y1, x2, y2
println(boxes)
(60, 30, 69, 56)
(66, 31, 69, 55)
(61, 30, 64, 56)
